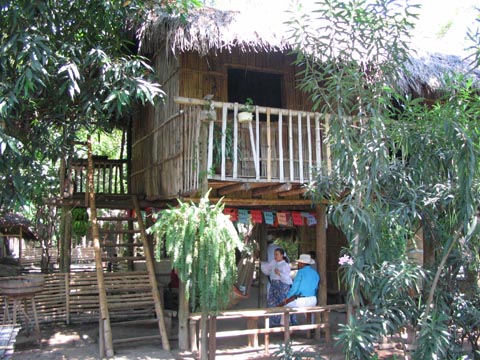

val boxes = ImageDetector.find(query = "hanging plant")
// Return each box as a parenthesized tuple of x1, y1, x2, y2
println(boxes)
(147, 190, 242, 312)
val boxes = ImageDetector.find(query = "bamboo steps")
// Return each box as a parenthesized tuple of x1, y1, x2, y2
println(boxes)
(85, 138, 170, 358)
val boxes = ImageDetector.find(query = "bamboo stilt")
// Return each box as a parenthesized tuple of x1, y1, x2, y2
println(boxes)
(87, 137, 114, 358)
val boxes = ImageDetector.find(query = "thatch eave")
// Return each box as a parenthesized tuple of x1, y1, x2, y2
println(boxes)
(136, 7, 480, 99)
(137, 7, 293, 56)
(0, 213, 38, 240)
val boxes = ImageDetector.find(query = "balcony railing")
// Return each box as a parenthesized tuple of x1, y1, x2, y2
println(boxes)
(68, 157, 128, 195)
(174, 97, 328, 188)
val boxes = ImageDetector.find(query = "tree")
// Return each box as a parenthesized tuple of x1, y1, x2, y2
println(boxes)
(0, 0, 201, 213)
(289, 0, 480, 358)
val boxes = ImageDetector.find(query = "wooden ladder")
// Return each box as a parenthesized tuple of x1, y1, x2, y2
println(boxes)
(85, 138, 170, 357)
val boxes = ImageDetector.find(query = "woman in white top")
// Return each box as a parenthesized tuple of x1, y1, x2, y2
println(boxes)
(260, 248, 292, 326)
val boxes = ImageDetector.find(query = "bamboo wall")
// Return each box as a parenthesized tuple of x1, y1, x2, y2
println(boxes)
(131, 44, 181, 196)
(131, 48, 319, 199)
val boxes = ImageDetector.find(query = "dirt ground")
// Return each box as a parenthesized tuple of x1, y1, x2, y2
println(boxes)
(8, 284, 406, 360)
(10, 311, 407, 360)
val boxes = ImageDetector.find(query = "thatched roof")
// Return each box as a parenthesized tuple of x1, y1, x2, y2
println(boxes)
(136, 7, 480, 98)
(0, 213, 38, 240)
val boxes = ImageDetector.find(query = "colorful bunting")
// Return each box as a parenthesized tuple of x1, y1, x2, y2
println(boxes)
(292, 211, 304, 226)
(250, 210, 263, 223)
(263, 211, 275, 225)
(238, 209, 250, 224)
(222, 208, 318, 227)
(223, 208, 238, 221)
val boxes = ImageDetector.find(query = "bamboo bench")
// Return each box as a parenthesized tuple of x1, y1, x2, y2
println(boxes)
(189, 304, 346, 355)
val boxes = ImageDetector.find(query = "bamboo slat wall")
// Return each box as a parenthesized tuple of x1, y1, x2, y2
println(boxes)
(0, 272, 158, 325)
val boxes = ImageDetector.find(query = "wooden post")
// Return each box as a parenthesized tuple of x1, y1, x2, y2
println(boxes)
(258, 224, 268, 308)
(316, 204, 327, 339)
(87, 137, 114, 358)
(247, 317, 258, 347)
(65, 273, 70, 325)
(59, 205, 72, 273)
(189, 318, 198, 353)
(208, 315, 217, 360)
(178, 283, 190, 350)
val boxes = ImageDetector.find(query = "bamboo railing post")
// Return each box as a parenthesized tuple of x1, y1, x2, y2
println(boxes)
(325, 114, 332, 175)
(232, 103, 238, 179)
(306, 113, 313, 182)
(278, 112, 284, 181)
(315, 113, 322, 174)
(207, 114, 214, 173)
(248, 111, 259, 179)
(87, 137, 114, 358)
(288, 110, 294, 181)
(297, 113, 304, 183)
(266, 107, 271, 181)
(221, 104, 229, 180)
(255, 106, 260, 180)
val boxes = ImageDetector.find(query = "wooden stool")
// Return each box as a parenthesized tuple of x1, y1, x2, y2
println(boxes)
(2, 295, 40, 338)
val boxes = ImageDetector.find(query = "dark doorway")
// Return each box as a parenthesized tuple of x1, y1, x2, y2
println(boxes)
(228, 68, 283, 109)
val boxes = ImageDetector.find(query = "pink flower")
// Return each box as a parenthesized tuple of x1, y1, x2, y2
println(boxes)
(338, 255, 354, 266)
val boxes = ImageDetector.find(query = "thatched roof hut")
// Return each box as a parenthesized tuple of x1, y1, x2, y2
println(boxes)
(136, 6, 480, 99)
(0, 213, 38, 240)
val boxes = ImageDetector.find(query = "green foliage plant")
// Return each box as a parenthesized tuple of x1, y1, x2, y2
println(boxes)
(288, 0, 480, 358)
(147, 190, 242, 357)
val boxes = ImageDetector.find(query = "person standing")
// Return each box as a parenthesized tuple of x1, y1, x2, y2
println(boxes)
(260, 248, 292, 326)
(280, 253, 319, 325)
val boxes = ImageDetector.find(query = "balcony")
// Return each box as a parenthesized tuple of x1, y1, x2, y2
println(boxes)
(172, 97, 329, 196)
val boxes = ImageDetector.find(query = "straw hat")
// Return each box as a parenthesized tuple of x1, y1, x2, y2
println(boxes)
(297, 254, 315, 265)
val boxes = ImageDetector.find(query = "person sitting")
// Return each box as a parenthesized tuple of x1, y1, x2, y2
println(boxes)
(279, 253, 319, 325)
(260, 248, 292, 326)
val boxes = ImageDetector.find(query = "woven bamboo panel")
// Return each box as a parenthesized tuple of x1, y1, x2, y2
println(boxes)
(67, 271, 155, 323)
(0, 273, 67, 324)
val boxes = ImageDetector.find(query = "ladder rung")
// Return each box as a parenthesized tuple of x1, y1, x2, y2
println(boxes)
(113, 334, 162, 345)
(99, 229, 141, 234)
(102, 243, 143, 247)
(97, 217, 137, 222)
(102, 256, 146, 262)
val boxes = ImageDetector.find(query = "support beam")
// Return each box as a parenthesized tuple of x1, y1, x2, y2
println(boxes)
(218, 183, 251, 196)
(184, 197, 315, 207)
(278, 186, 307, 198)
(251, 183, 292, 197)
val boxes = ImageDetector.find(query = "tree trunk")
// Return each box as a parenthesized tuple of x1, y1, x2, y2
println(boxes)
(59, 206, 72, 273)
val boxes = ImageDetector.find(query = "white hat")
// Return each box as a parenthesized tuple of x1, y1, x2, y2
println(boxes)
(297, 254, 315, 265)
